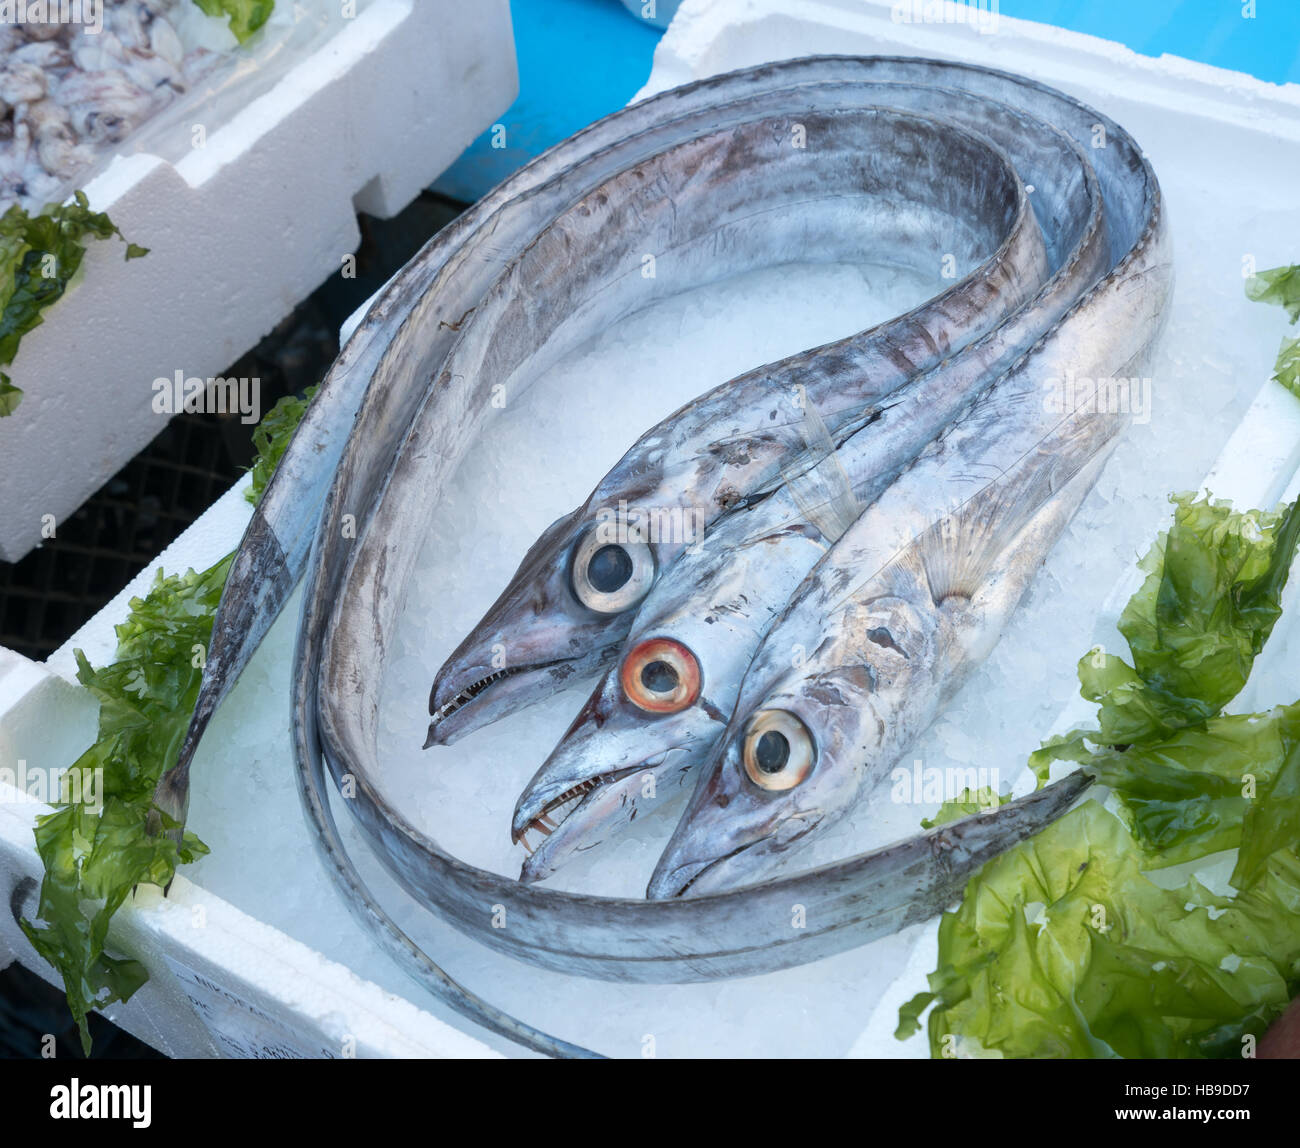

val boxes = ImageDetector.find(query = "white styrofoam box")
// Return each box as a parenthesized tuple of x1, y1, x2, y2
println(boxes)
(639, 0, 1300, 1059)
(0, 781, 498, 1058)
(0, 481, 498, 1056)
(0, 0, 518, 564)
(3, 0, 1300, 1059)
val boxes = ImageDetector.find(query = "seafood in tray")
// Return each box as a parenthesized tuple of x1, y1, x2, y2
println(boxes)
(164, 56, 1172, 1055)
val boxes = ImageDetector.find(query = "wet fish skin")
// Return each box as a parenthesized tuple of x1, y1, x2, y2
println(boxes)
(513, 90, 1114, 877)
(424, 104, 1052, 745)
(647, 298, 1166, 898)
(289, 57, 1167, 1054)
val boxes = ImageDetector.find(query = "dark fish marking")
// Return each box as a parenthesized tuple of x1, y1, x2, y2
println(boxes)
(867, 627, 908, 658)
(805, 680, 847, 708)
(701, 697, 728, 723)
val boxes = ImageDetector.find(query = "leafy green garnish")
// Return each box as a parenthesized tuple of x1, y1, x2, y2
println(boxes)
(1273, 336, 1300, 399)
(20, 388, 313, 1054)
(1032, 494, 1300, 762)
(0, 192, 147, 416)
(902, 802, 1300, 1058)
(1085, 708, 1295, 873)
(1246, 263, 1300, 323)
(193, 0, 275, 43)
(19, 561, 226, 1051)
(1247, 264, 1300, 400)
(901, 491, 1300, 1057)
(246, 384, 316, 505)
(920, 786, 1010, 829)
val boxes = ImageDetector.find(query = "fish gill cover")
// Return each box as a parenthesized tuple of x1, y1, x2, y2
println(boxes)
(18, 389, 311, 1055)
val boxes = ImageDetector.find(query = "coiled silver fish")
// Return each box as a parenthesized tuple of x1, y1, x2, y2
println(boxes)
(165, 57, 1169, 1057)
(510, 78, 1115, 880)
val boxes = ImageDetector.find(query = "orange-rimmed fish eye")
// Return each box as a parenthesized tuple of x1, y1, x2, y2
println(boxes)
(571, 527, 655, 615)
(742, 709, 814, 791)
(620, 638, 701, 714)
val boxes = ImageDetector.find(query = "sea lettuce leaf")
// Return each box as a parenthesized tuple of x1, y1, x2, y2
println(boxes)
(910, 802, 1300, 1059)
(20, 389, 311, 1053)
(0, 192, 147, 416)
(193, 0, 275, 43)
(903, 492, 1300, 1057)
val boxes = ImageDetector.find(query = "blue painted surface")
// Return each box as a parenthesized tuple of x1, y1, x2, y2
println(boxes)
(434, 0, 1299, 203)
(432, 0, 663, 203)
(998, 0, 1300, 86)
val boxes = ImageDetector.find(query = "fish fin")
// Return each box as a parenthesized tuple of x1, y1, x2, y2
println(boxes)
(916, 420, 1119, 605)
(779, 391, 863, 544)
(936, 443, 1115, 681)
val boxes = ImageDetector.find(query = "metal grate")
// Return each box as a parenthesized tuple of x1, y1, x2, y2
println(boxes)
(0, 412, 248, 661)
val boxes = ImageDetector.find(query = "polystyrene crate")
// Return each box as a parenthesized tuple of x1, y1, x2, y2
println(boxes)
(2, 0, 1300, 1058)
(0, 0, 517, 563)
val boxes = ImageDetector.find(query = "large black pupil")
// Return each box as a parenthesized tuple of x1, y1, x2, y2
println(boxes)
(641, 660, 679, 694)
(755, 730, 790, 773)
(588, 545, 633, 593)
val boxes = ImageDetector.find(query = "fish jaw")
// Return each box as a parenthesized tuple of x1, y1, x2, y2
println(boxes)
(426, 652, 606, 747)
(511, 671, 723, 879)
(425, 508, 633, 745)
(647, 666, 881, 899)
(645, 733, 807, 899)
(516, 760, 694, 883)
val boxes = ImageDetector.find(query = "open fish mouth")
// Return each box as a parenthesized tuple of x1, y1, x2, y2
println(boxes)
(425, 657, 574, 747)
(512, 764, 652, 851)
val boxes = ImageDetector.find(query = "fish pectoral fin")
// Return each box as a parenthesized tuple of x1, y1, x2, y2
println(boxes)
(917, 425, 1120, 608)
(779, 392, 864, 544)
(936, 441, 1117, 668)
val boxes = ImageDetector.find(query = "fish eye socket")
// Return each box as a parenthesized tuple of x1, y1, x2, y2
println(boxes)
(621, 637, 701, 714)
(742, 709, 814, 791)
(571, 528, 655, 614)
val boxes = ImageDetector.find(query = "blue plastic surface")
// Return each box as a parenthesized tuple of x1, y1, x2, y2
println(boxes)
(433, 0, 1299, 204)
(432, 0, 662, 203)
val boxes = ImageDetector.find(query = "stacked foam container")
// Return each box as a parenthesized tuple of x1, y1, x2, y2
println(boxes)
(2, 0, 1299, 1057)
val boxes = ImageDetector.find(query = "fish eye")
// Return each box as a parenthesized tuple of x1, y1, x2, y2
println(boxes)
(742, 709, 815, 791)
(571, 528, 655, 614)
(620, 637, 701, 714)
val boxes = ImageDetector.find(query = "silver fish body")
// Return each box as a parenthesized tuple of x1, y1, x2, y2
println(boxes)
(425, 74, 1127, 746)
(648, 215, 1172, 896)
(513, 83, 1116, 878)
(182, 57, 1169, 1055)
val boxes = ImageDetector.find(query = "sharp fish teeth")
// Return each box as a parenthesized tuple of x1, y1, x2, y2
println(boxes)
(433, 667, 525, 722)
(515, 775, 614, 851)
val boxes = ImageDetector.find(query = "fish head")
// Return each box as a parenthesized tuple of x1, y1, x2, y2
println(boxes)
(511, 626, 726, 881)
(647, 595, 927, 898)
(510, 529, 799, 880)
(426, 506, 662, 745)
